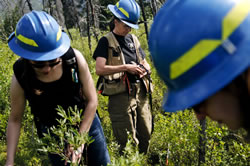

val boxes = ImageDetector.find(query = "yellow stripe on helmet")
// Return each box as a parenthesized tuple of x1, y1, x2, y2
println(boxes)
(170, 0, 250, 79)
(57, 26, 62, 41)
(223, 0, 250, 40)
(16, 26, 62, 47)
(16, 33, 38, 47)
(170, 40, 221, 79)
(116, 2, 129, 18)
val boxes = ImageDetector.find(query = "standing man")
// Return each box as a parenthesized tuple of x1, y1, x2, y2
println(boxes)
(6, 10, 110, 165)
(93, 0, 153, 154)
(149, 0, 250, 142)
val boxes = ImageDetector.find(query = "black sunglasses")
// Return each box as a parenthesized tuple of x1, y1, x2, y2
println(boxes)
(30, 59, 62, 69)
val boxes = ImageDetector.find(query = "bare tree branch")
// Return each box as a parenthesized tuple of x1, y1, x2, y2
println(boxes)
(25, 0, 33, 11)
(88, 0, 99, 42)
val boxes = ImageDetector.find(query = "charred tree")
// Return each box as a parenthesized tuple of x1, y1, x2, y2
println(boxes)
(55, 0, 65, 27)
(138, 0, 149, 41)
(198, 119, 206, 166)
(71, 0, 83, 36)
(86, 1, 92, 52)
(88, 0, 99, 42)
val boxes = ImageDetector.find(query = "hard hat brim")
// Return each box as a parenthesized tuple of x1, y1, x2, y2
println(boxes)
(8, 32, 71, 61)
(162, 39, 250, 112)
(108, 5, 139, 29)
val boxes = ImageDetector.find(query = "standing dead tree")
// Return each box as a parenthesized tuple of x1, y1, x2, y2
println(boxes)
(88, 0, 99, 42)
(71, 0, 84, 37)
(54, 0, 74, 40)
(138, 0, 149, 41)
(199, 119, 206, 166)
(86, 0, 92, 52)
(55, 0, 65, 28)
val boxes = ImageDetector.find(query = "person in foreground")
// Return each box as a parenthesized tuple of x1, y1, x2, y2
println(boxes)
(93, 0, 152, 154)
(6, 10, 110, 165)
(149, 0, 250, 142)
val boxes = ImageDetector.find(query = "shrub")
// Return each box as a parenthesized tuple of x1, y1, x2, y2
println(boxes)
(0, 28, 249, 166)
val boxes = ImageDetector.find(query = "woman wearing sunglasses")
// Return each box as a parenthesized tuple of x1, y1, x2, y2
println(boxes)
(6, 11, 110, 166)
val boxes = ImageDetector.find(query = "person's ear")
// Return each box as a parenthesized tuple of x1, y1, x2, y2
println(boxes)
(114, 19, 119, 25)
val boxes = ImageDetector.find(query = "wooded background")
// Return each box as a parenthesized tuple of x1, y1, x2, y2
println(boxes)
(0, 0, 165, 51)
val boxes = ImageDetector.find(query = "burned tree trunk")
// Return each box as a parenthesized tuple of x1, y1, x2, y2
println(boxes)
(198, 119, 206, 166)
(55, 0, 65, 27)
(88, 0, 99, 42)
(86, 1, 92, 52)
(139, 0, 149, 41)
(71, 0, 83, 36)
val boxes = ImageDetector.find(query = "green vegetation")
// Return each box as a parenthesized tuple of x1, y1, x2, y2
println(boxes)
(0, 27, 249, 165)
(38, 106, 93, 166)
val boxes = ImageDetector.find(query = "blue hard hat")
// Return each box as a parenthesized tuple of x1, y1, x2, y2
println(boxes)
(8, 10, 70, 61)
(149, 0, 250, 112)
(108, 0, 140, 29)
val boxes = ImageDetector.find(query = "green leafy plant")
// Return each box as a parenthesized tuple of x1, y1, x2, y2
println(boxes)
(38, 106, 94, 166)
(108, 132, 148, 166)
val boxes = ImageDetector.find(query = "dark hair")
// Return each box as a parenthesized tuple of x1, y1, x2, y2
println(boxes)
(20, 58, 36, 95)
(109, 16, 121, 31)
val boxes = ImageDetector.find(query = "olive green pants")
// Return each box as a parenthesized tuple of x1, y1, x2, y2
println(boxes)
(108, 82, 152, 154)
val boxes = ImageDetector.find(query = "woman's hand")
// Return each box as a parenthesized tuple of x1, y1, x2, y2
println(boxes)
(126, 63, 145, 76)
(65, 144, 85, 165)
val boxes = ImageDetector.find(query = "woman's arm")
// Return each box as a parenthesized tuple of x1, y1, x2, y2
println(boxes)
(74, 49, 98, 133)
(5, 75, 26, 166)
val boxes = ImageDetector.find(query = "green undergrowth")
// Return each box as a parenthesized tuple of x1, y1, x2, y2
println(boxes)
(0, 29, 249, 166)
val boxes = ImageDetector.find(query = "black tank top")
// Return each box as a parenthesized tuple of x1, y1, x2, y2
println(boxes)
(13, 54, 84, 129)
